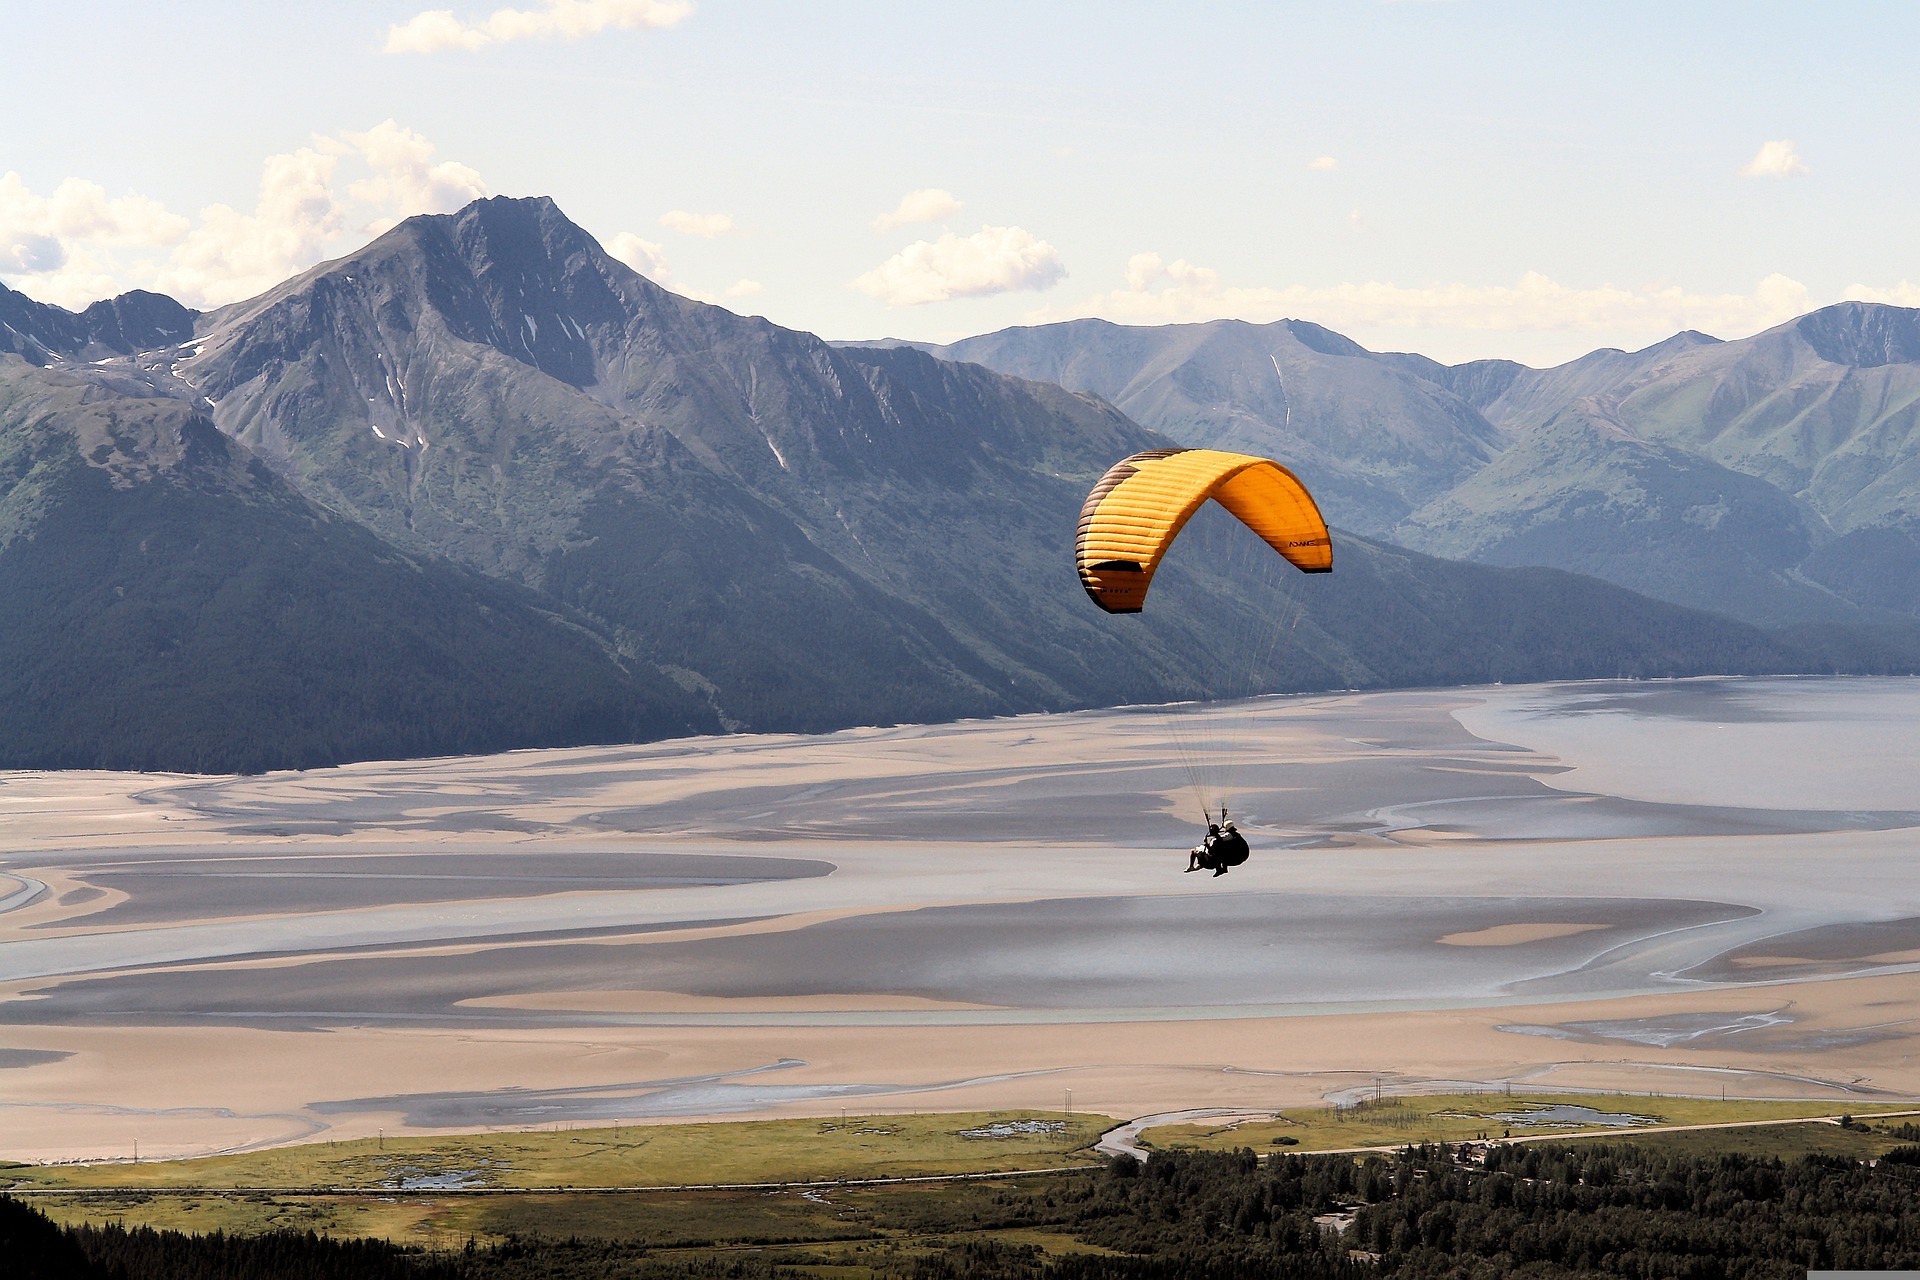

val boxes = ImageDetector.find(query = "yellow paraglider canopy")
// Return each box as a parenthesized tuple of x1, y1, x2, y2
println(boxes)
(1076, 448, 1331, 613)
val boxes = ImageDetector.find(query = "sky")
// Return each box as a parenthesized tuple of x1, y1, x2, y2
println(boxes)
(3, 0, 1918, 366)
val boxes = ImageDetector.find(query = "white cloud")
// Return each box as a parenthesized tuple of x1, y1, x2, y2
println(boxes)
(0, 122, 490, 310)
(851, 225, 1065, 306)
(1122, 252, 1214, 294)
(384, 0, 692, 53)
(157, 124, 493, 306)
(334, 120, 487, 233)
(2, 233, 63, 276)
(0, 175, 190, 249)
(606, 231, 672, 282)
(871, 188, 962, 233)
(1840, 280, 1920, 308)
(659, 209, 735, 238)
(1308, 156, 1338, 171)
(2, 244, 124, 311)
(158, 146, 346, 306)
(1740, 139, 1809, 178)
(1036, 253, 1820, 351)
(604, 235, 758, 307)
(0, 174, 192, 304)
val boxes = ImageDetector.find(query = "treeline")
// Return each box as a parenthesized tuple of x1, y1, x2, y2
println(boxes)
(0, 462, 717, 774)
(1349, 1142, 1920, 1276)
(14, 1141, 1920, 1279)
(1, 1197, 456, 1280)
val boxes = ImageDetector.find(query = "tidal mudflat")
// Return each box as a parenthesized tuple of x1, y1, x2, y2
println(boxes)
(6, 677, 1920, 1161)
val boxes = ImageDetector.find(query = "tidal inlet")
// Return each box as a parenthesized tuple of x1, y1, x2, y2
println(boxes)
(5, 676, 1920, 1161)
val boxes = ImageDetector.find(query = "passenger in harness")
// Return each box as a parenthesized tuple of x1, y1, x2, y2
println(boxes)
(1184, 811, 1250, 877)
(1185, 823, 1222, 873)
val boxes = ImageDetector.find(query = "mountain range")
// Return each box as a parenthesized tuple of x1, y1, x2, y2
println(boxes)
(5, 196, 1919, 772)
(903, 306, 1920, 628)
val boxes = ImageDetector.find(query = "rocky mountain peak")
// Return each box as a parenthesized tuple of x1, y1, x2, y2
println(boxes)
(426, 195, 672, 388)
(1281, 319, 1372, 359)
(1661, 330, 1723, 350)
(77, 290, 196, 354)
(1792, 301, 1920, 369)
(192, 194, 682, 406)
(0, 282, 198, 365)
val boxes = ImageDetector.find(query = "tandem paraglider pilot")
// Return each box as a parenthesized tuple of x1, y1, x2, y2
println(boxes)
(1075, 447, 1331, 886)
(1185, 817, 1250, 877)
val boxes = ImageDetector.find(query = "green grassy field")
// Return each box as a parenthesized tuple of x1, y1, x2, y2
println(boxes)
(20, 1191, 466, 1246)
(1613, 1119, 1917, 1161)
(22, 1174, 1088, 1252)
(1137, 1093, 1918, 1153)
(4, 1111, 1108, 1195)
(13, 1097, 1920, 1253)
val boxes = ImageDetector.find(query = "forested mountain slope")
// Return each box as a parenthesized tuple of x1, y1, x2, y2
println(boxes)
(0, 357, 714, 772)
(3, 198, 1909, 771)
(901, 317, 1506, 536)
(911, 307, 1920, 628)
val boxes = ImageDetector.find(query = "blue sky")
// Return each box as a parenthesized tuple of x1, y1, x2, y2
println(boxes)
(3, 1, 1916, 364)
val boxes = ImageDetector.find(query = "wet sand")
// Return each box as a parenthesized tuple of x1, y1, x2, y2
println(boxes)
(9, 848, 831, 928)
(6, 679, 1920, 1161)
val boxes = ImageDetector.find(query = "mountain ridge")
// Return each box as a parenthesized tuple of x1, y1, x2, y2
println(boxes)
(904, 303, 1920, 628)
(0, 355, 718, 772)
(0, 281, 196, 365)
(8, 198, 1920, 771)
(900, 315, 1510, 537)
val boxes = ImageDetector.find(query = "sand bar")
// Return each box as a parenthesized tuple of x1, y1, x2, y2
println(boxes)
(6, 678, 1920, 1161)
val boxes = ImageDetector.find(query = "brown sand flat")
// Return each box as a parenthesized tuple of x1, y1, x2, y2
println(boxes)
(7, 679, 1920, 1161)
(7, 972, 1920, 1161)
(1438, 923, 1612, 947)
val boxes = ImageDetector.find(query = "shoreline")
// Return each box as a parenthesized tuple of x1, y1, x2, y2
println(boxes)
(6, 678, 1920, 1163)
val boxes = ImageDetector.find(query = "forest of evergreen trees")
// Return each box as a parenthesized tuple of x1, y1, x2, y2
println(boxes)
(10, 1141, 1920, 1279)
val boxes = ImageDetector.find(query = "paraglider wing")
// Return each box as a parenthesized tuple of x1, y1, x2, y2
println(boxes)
(1075, 448, 1331, 613)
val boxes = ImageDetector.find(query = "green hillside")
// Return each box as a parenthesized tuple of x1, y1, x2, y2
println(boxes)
(0, 359, 714, 773)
